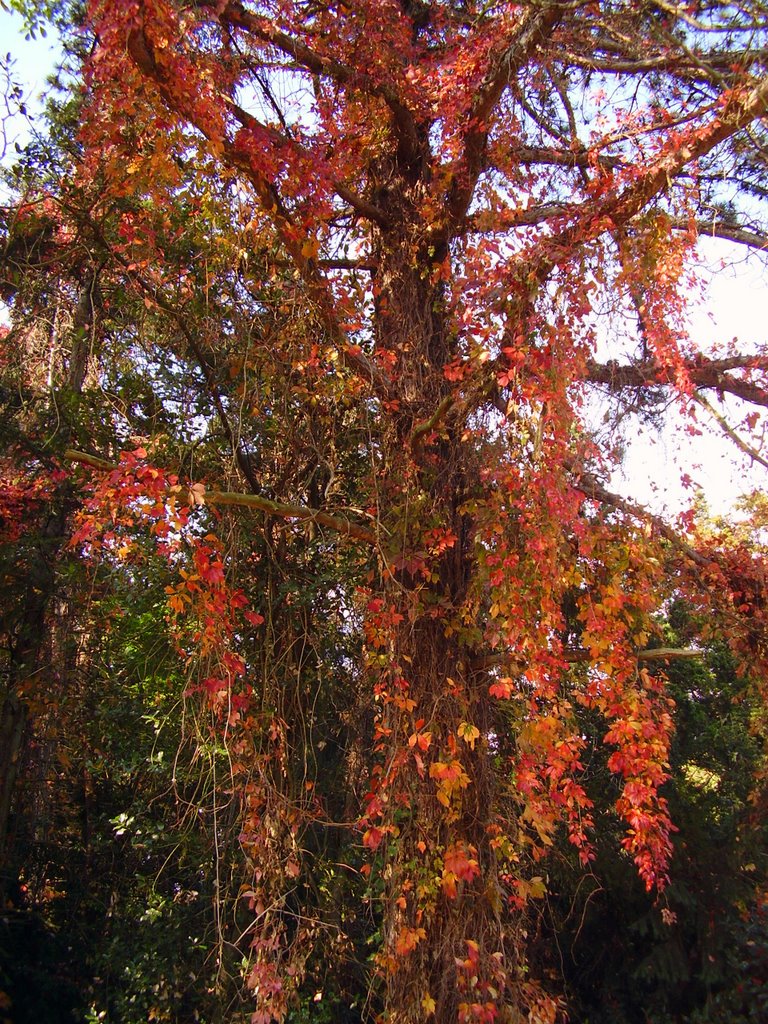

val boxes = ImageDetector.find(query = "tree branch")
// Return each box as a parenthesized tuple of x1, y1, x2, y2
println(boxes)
(270, 256, 378, 272)
(564, 646, 703, 663)
(201, 0, 424, 168)
(585, 356, 768, 408)
(477, 387, 710, 568)
(475, 645, 703, 672)
(63, 449, 378, 545)
(572, 469, 710, 567)
(509, 144, 625, 171)
(439, 3, 564, 241)
(125, 8, 393, 400)
(521, 74, 768, 287)
(465, 202, 572, 235)
(227, 101, 390, 228)
(83, 218, 263, 493)
(410, 393, 454, 457)
(559, 45, 768, 80)
(677, 216, 768, 252)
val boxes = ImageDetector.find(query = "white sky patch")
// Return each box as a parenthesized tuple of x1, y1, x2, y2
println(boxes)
(0, 8, 61, 153)
(614, 238, 768, 518)
(1, 8, 63, 327)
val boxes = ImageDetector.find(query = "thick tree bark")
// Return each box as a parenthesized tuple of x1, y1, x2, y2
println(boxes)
(0, 693, 28, 868)
(0, 511, 62, 869)
(367, 217, 517, 1015)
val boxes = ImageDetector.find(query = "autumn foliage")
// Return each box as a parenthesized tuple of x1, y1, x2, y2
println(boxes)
(2, 1, 768, 1022)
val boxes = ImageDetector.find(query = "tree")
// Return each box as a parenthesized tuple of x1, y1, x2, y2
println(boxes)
(4, 1, 768, 1021)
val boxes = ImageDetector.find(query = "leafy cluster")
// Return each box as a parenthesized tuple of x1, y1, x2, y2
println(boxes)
(2, 2, 768, 1023)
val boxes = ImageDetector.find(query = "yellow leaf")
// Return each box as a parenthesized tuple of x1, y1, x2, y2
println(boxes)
(458, 721, 480, 750)
(422, 993, 436, 1015)
(301, 238, 319, 260)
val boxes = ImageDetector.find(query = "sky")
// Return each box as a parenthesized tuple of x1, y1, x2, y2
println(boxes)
(1, 6, 61, 132)
(1, 6, 767, 520)
(616, 241, 768, 518)
(1, 6, 63, 201)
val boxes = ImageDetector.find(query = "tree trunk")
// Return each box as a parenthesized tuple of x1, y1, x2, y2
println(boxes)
(0, 692, 28, 871)
(0, 518, 59, 872)
(367, 232, 520, 1019)
(0, 273, 97, 878)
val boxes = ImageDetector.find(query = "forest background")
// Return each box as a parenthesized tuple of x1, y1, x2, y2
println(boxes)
(1, 2, 768, 1024)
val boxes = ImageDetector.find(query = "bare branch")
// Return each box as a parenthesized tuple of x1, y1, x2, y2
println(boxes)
(692, 390, 768, 471)
(510, 144, 625, 170)
(573, 469, 710, 567)
(559, 45, 768, 80)
(475, 644, 703, 672)
(465, 202, 572, 234)
(333, 184, 390, 229)
(564, 646, 703, 663)
(636, 647, 703, 661)
(270, 256, 378, 272)
(681, 216, 768, 251)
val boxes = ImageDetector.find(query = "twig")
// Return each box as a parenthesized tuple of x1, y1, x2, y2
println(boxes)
(692, 390, 768, 471)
